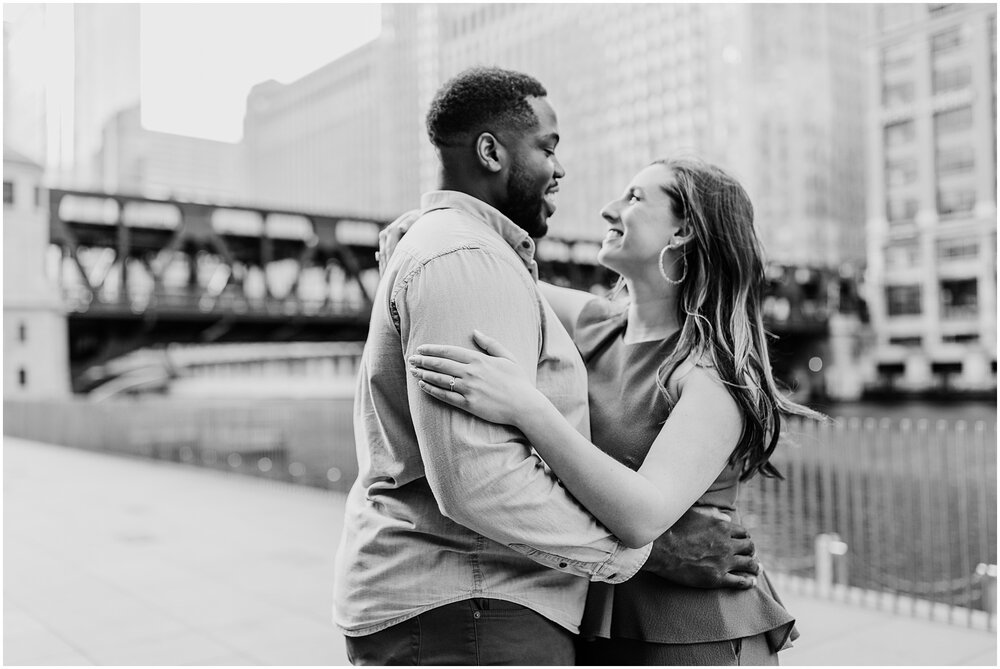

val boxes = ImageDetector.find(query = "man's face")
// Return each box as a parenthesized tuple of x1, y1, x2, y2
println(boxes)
(501, 97, 565, 238)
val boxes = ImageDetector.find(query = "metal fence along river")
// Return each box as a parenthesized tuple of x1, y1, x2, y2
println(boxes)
(743, 415, 997, 630)
(4, 398, 996, 631)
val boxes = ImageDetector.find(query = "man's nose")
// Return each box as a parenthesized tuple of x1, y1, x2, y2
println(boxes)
(553, 156, 566, 179)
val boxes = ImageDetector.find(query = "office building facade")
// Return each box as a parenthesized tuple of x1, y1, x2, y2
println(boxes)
(241, 39, 422, 218)
(241, 4, 871, 269)
(72, 4, 142, 188)
(867, 3, 996, 391)
(399, 4, 870, 264)
(98, 106, 245, 203)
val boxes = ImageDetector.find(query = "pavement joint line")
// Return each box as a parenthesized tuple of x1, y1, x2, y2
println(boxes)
(4, 602, 101, 666)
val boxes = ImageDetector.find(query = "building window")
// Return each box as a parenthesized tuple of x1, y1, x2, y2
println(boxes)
(934, 106, 973, 134)
(887, 197, 919, 223)
(930, 26, 964, 54)
(886, 284, 922, 316)
(885, 244, 919, 269)
(942, 333, 979, 343)
(884, 120, 915, 147)
(3, 181, 13, 205)
(937, 187, 976, 216)
(933, 65, 972, 94)
(882, 42, 914, 69)
(878, 5, 917, 31)
(937, 238, 979, 259)
(936, 145, 975, 174)
(889, 336, 923, 347)
(940, 278, 978, 318)
(881, 43, 915, 105)
(934, 106, 976, 216)
(885, 157, 917, 186)
(931, 363, 963, 380)
(885, 243, 920, 270)
(18, 322, 26, 342)
(877, 362, 906, 376)
(18, 368, 26, 387)
(883, 81, 916, 107)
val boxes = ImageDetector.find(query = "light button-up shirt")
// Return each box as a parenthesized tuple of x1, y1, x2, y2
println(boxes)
(332, 191, 651, 636)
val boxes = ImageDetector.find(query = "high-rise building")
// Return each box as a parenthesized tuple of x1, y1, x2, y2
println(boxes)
(866, 3, 996, 392)
(396, 3, 872, 266)
(72, 4, 142, 187)
(242, 40, 414, 218)
(98, 106, 245, 203)
(243, 4, 871, 270)
(3, 5, 73, 170)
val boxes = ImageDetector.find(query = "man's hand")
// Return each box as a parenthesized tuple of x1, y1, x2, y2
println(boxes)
(641, 506, 759, 589)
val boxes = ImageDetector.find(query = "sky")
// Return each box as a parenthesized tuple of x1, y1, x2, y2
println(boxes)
(139, 4, 382, 143)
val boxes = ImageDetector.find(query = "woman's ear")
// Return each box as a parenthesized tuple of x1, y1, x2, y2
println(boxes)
(671, 225, 696, 248)
(475, 132, 505, 173)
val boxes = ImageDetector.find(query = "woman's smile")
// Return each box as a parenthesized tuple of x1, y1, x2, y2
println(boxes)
(602, 226, 624, 246)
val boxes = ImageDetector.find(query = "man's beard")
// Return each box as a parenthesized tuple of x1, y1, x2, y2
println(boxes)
(505, 159, 549, 238)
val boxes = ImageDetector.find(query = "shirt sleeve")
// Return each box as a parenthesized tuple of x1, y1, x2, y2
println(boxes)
(394, 246, 650, 584)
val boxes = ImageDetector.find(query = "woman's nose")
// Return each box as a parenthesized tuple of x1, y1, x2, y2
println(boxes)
(601, 200, 620, 223)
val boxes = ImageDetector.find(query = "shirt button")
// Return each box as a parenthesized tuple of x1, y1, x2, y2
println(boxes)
(558, 562, 568, 569)
(473, 611, 481, 619)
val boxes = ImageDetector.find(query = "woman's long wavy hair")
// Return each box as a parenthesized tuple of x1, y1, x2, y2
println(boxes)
(620, 157, 824, 481)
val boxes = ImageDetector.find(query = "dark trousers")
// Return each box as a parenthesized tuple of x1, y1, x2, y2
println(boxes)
(575, 632, 779, 666)
(345, 598, 576, 665)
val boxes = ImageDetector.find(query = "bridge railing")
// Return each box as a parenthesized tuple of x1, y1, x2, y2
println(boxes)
(62, 286, 371, 319)
(746, 415, 997, 631)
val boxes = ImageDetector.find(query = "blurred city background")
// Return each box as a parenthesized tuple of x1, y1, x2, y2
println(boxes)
(3, 3, 997, 665)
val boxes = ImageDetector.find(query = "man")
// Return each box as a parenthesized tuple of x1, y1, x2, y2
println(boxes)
(333, 67, 757, 665)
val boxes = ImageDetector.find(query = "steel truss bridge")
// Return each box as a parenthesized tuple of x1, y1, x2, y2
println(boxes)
(48, 189, 862, 391)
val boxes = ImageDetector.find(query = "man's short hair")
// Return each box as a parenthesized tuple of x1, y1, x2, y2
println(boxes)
(426, 67, 548, 148)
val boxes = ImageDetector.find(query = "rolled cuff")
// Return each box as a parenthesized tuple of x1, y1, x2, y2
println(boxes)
(508, 541, 651, 584)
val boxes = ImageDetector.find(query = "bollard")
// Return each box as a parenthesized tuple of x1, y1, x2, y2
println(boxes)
(815, 533, 850, 596)
(976, 563, 997, 617)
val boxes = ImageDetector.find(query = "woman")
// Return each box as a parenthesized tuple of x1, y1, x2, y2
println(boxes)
(404, 157, 821, 665)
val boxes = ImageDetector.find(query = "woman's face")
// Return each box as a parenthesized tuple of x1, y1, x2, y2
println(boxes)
(597, 164, 684, 279)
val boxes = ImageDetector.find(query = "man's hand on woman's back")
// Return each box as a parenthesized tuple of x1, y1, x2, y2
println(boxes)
(641, 506, 759, 589)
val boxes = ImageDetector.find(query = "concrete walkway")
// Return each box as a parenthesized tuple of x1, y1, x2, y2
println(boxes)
(3, 437, 996, 666)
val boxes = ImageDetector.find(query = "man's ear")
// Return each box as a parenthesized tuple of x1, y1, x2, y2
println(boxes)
(475, 132, 505, 173)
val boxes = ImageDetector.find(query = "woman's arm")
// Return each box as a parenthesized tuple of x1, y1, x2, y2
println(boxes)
(410, 333, 742, 548)
(537, 282, 599, 339)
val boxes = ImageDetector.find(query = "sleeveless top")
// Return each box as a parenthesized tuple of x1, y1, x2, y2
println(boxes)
(574, 298, 798, 649)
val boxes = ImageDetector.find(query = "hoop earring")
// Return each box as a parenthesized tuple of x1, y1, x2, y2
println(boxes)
(658, 244, 688, 286)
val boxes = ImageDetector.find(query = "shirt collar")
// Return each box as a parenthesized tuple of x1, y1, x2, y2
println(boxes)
(420, 190, 538, 277)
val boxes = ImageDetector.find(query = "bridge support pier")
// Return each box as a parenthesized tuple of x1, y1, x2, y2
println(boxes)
(3, 149, 70, 397)
(824, 313, 868, 401)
